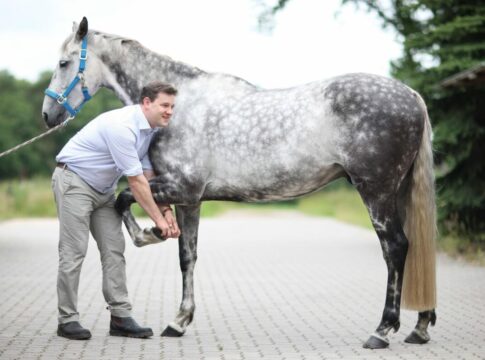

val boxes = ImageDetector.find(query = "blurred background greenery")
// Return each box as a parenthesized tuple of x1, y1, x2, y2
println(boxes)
(0, 176, 371, 227)
(0, 0, 483, 262)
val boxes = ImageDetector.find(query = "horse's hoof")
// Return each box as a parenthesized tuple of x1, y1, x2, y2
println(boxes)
(363, 334, 389, 349)
(405, 330, 430, 344)
(150, 227, 164, 240)
(161, 323, 185, 337)
(141, 227, 165, 244)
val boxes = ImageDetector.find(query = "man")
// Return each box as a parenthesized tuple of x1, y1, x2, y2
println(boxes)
(52, 81, 180, 340)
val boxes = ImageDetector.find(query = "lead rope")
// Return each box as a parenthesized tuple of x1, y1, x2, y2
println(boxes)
(0, 117, 74, 159)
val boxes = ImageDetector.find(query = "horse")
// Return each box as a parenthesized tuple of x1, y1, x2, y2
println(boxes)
(42, 17, 437, 349)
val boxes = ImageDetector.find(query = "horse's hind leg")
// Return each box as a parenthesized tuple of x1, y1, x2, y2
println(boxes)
(357, 186, 408, 349)
(397, 177, 436, 345)
(162, 204, 200, 337)
(405, 310, 436, 344)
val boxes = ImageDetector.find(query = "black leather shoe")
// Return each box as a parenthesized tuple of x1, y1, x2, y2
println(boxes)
(110, 316, 153, 338)
(57, 321, 91, 340)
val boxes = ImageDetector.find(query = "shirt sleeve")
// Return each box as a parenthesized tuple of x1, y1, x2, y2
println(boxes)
(103, 124, 144, 177)
(141, 153, 153, 171)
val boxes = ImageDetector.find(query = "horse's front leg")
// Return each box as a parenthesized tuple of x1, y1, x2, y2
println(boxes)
(114, 187, 166, 247)
(115, 178, 202, 247)
(162, 204, 201, 337)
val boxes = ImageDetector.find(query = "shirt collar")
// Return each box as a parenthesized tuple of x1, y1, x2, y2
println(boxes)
(135, 105, 153, 131)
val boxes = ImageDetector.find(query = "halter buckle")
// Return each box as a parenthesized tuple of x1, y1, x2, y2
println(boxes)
(56, 95, 67, 105)
(79, 49, 87, 61)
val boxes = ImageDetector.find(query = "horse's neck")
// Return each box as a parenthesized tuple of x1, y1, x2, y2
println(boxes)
(100, 41, 204, 104)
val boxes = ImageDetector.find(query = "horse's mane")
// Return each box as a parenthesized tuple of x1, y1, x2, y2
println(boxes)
(61, 28, 256, 89)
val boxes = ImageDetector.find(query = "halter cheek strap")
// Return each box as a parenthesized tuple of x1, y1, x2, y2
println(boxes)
(45, 36, 92, 118)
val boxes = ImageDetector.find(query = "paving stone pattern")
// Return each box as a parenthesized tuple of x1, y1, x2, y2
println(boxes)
(0, 214, 484, 359)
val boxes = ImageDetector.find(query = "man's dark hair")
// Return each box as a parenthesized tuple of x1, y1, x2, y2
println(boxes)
(139, 81, 178, 103)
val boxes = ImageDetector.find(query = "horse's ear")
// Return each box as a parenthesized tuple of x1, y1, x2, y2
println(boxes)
(75, 17, 89, 41)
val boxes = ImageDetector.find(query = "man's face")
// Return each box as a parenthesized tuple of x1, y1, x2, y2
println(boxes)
(142, 92, 175, 128)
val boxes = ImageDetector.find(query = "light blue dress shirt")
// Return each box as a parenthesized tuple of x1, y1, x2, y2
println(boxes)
(56, 105, 158, 194)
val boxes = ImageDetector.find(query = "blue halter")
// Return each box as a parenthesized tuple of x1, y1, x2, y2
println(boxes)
(45, 36, 92, 118)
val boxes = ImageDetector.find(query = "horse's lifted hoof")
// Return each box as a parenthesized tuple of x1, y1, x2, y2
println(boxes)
(161, 323, 185, 337)
(363, 334, 389, 349)
(405, 330, 430, 344)
(150, 227, 165, 240)
(134, 228, 165, 247)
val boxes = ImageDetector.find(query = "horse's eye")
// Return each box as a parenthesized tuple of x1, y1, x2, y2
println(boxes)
(59, 60, 69, 68)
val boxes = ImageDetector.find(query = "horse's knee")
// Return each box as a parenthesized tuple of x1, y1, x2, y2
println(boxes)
(180, 254, 197, 272)
(114, 188, 134, 215)
(380, 308, 400, 329)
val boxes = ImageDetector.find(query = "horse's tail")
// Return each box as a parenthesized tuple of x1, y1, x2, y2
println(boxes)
(401, 92, 437, 311)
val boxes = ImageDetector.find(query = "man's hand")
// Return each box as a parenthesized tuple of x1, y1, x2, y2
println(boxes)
(127, 174, 178, 240)
(161, 207, 181, 238)
(154, 217, 173, 239)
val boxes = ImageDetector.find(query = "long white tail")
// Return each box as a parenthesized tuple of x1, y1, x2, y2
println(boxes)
(401, 93, 437, 311)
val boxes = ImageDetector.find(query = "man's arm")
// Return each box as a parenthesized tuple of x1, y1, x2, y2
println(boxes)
(142, 170, 181, 238)
(103, 124, 178, 238)
(143, 169, 167, 207)
(127, 174, 175, 238)
(142, 170, 169, 211)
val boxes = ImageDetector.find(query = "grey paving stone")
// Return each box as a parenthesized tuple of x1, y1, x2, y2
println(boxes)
(1, 215, 485, 359)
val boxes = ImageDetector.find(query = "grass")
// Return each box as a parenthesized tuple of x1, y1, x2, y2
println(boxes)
(0, 177, 58, 218)
(0, 177, 370, 226)
(438, 233, 485, 266)
(196, 184, 373, 229)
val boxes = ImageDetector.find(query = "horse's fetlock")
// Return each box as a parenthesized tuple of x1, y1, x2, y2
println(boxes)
(430, 310, 437, 326)
(134, 235, 146, 247)
(379, 309, 400, 334)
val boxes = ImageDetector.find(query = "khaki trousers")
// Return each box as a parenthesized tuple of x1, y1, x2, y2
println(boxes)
(52, 167, 132, 324)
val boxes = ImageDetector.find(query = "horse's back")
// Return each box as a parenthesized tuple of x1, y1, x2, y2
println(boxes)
(150, 73, 425, 201)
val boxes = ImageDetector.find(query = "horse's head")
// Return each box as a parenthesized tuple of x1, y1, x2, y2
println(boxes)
(42, 17, 103, 127)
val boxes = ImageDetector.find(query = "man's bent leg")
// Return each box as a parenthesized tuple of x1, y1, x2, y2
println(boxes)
(91, 194, 153, 338)
(90, 194, 132, 318)
(52, 168, 93, 324)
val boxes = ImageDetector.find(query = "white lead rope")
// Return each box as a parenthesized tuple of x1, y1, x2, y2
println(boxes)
(0, 117, 74, 159)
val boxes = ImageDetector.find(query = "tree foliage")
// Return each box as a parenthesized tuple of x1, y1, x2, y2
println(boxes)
(261, 0, 485, 240)
(0, 71, 122, 179)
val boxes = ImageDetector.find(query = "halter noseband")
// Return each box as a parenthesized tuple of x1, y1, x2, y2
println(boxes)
(45, 36, 92, 118)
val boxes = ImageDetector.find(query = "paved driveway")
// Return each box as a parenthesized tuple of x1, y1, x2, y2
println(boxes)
(0, 212, 484, 359)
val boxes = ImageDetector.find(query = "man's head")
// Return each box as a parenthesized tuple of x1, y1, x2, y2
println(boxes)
(139, 81, 178, 128)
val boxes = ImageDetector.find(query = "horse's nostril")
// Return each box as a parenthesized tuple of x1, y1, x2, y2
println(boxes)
(42, 112, 48, 122)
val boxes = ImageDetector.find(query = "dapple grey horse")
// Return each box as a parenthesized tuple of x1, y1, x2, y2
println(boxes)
(42, 18, 437, 349)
